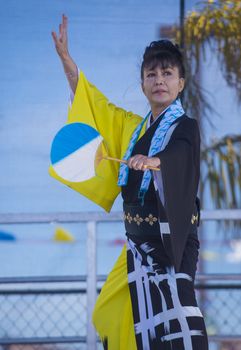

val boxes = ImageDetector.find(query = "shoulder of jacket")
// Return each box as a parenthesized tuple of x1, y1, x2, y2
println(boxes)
(171, 116, 200, 146)
(176, 116, 199, 133)
(178, 115, 198, 125)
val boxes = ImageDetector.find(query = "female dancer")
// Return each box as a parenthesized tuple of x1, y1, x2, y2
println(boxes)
(51, 14, 208, 350)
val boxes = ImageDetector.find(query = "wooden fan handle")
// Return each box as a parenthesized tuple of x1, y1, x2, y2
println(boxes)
(104, 156, 160, 171)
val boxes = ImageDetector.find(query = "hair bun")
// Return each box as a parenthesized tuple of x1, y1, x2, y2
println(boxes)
(144, 40, 182, 60)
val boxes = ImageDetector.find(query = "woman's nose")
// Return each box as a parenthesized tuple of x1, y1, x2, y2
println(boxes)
(155, 74, 164, 85)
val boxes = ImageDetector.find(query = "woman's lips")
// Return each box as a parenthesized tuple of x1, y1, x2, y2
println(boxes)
(153, 89, 167, 93)
(153, 90, 168, 95)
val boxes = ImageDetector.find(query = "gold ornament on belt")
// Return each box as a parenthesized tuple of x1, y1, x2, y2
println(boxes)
(124, 212, 158, 226)
(145, 214, 158, 226)
(124, 212, 198, 226)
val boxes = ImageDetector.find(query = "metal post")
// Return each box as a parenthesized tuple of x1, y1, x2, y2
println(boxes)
(180, 0, 185, 49)
(86, 221, 97, 350)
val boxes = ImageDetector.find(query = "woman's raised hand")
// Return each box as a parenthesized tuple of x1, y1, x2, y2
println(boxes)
(52, 14, 69, 60)
(51, 14, 78, 94)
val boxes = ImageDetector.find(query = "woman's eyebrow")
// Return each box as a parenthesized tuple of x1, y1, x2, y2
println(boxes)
(162, 66, 174, 70)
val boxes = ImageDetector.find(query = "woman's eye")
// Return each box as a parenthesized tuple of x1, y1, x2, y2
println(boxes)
(163, 71, 172, 76)
(147, 72, 155, 78)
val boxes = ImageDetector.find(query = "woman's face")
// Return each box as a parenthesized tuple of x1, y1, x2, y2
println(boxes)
(142, 65, 185, 114)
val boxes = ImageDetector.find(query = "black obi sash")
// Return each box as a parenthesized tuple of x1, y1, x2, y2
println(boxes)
(123, 201, 160, 236)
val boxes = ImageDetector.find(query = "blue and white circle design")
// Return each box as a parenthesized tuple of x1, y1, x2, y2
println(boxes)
(51, 122, 103, 182)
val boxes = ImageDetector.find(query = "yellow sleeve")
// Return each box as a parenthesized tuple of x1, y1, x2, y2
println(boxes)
(49, 71, 144, 212)
(68, 71, 143, 159)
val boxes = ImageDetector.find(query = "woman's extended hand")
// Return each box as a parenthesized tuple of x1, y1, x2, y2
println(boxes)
(127, 154, 160, 171)
(51, 14, 69, 60)
(51, 14, 78, 94)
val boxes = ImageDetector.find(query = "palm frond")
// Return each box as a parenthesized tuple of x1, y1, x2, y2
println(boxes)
(201, 135, 241, 208)
(200, 135, 241, 230)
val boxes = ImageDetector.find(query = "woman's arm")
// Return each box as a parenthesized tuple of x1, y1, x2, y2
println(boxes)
(155, 118, 201, 271)
(51, 15, 143, 161)
(51, 14, 78, 94)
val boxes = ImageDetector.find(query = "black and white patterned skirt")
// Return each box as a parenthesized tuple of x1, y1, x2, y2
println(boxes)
(126, 234, 209, 350)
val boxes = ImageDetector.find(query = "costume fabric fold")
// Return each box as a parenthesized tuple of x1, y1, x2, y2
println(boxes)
(49, 71, 144, 212)
(156, 117, 200, 272)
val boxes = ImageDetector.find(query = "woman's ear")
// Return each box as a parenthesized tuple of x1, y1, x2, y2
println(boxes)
(141, 82, 146, 95)
(179, 78, 185, 93)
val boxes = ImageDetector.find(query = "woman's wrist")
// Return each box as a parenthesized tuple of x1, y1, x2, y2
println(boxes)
(62, 55, 78, 79)
(150, 157, 161, 167)
(60, 51, 71, 63)
(62, 56, 79, 94)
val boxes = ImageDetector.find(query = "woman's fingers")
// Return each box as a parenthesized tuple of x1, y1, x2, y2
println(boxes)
(51, 31, 58, 44)
(128, 155, 147, 171)
(52, 30, 61, 46)
(52, 14, 68, 41)
(62, 14, 68, 30)
(60, 15, 68, 43)
(51, 14, 69, 58)
(59, 23, 62, 38)
(61, 15, 67, 34)
(128, 155, 160, 171)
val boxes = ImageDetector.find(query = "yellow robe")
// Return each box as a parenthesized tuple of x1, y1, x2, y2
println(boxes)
(49, 71, 147, 348)
(49, 71, 146, 212)
(92, 245, 137, 349)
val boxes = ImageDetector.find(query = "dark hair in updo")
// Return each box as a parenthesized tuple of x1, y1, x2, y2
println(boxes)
(141, 40, 185, 81)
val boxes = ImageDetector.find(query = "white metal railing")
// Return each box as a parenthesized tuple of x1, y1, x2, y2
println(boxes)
(0, 209, 240, 224)
(0, 209, 240, 349)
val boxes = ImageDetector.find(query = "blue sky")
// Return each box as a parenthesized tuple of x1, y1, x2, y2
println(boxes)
(0, 0, 240, 214)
